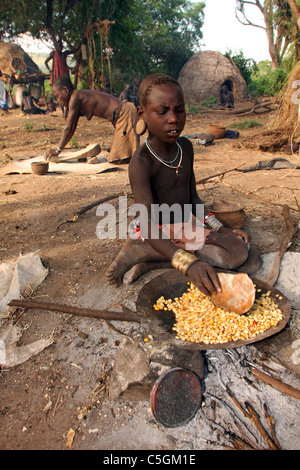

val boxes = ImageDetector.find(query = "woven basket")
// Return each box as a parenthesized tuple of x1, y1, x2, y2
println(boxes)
(31, 162, 49, 175)
(207, 125, 226, 139)
(208, 200, 245, 229)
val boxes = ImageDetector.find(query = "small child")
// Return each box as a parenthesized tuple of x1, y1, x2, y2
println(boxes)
(106, 73, 261, 295)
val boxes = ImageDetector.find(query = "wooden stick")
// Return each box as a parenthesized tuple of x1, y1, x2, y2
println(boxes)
(250, 366, 300, 401)
(263, 404, 281, 450)
(225, 387, 260, 449)
(244, 401, 279, 450)
(267, 204, 298, 286)
(8, 299, 141, 323)
(197, 101, 274, 115)
(195, 163, 245, 185)
(209, 391, 260, 449)
(220, 179, 300, 213)
(225, 387, 249, 418)
(56, 192, 123, 230)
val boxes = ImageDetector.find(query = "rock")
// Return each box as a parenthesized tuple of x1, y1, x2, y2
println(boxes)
(211, 272, 255, 314)
(108, 337, 205, 402)
(108, 337, 153, 401)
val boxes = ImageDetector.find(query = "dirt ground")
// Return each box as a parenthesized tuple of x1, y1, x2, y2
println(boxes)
(0, 103, 299, 452)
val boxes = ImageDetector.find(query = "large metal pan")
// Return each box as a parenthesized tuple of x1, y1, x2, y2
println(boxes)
(136, 270, 291, 350)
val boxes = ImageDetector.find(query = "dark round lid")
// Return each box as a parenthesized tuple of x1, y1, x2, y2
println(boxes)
(150, 367, 202, 428)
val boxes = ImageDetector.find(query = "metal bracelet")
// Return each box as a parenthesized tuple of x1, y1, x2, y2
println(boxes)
(204, 214, 223, 231)
(171, 249, 199, 275)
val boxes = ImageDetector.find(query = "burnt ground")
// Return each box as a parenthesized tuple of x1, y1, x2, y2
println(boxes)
(0, 103, 299, 452)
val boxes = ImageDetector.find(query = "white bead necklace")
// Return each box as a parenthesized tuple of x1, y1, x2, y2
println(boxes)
(145, 138, 183, 175)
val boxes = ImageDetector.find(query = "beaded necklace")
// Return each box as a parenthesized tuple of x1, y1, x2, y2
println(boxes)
(145, 138, 183, 175)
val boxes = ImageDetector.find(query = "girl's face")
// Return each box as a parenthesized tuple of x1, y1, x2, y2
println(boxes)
(140, 82, 186, 144)
(52, 85, 70, 106)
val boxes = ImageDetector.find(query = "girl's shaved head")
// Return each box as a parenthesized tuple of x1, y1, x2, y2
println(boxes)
(139, 73, 183, 107)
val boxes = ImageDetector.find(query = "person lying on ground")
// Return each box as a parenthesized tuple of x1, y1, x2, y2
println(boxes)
(44, 76, 140, 164)
(105, 73, 261, 295)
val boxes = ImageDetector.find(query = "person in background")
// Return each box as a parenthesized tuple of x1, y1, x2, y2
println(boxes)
(44, 75, 139, 164)
(21, 90, 46, 114)
(220, 85, 234, 109)
(45, 39, 81, 86)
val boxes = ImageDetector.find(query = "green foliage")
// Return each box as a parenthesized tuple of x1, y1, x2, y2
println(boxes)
(23, 121, 34, 131)
(248, 58, 295, 97)
(185, 104, 200, 113)
(200, 96, 217, 107)
(69, 136, 80, 148)
(225, 49, 294, 98)
(0, 0, 205, 84)
(228, 119, 262, 129)
(109, 0, 205, 78)
(225, 49, 258, 86)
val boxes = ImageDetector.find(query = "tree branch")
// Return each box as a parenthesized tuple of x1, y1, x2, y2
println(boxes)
(235, 0, 266, 29)
(286, 0, 300, 30)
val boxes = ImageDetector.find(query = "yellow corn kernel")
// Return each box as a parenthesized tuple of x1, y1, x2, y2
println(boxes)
(153, 283, 283, 345)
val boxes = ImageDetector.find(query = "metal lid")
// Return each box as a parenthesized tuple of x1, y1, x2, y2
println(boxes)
(150, 367, 202, 428)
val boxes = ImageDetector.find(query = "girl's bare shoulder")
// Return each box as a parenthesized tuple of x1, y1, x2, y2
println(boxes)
(131, 142, 150, 162)
(178, 135, 193, 150)
(129, 143, 154, 175)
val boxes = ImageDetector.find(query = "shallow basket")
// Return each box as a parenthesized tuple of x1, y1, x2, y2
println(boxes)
(208, 200, 245, 228)
(31, 162, 49, 175)
(207, 125, 226, 139)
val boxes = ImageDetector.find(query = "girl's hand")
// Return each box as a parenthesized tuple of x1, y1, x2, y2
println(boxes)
(186, 261, 221, 296)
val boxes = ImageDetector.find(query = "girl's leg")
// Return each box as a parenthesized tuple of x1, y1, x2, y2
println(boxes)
(195, 231, 261, 274)
(105, 238, 165, 286)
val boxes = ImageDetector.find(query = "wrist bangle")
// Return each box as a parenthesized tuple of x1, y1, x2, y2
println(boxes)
(203, 213, 214, 224)
(56, 147, 61, 153)
(203, 213, 223, 231)
(171, 249, 199, 275)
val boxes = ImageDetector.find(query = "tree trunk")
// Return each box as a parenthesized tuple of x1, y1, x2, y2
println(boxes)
(286, 0, 300, 30)
(265, 23, 280, 69)
(235, 0, 281, 69)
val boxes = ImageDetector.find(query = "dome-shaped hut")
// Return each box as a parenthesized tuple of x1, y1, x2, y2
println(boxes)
(178, 50, 249, 106)
(0, 41, 40, 77)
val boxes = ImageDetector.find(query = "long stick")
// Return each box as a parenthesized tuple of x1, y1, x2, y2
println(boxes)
(220, 180, 300, 213)
(8, 299, 140, 323)
(195, 163, 245, 185)
(264, 404, 281, 450)
(245, 401, 279, 450)
(56, 192, 123, 230)
(250, 366, 300, 400)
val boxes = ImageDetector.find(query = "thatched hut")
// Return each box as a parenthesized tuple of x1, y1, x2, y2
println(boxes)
(178, 50, 249, 106)
(233, 61, 300, 152)
(0, 41, 40, 77)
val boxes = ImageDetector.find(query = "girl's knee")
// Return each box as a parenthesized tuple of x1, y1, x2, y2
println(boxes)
(228, 240, 249, 269)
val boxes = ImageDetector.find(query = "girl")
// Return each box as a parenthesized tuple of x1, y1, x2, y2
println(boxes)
(106, 73, 261, 295)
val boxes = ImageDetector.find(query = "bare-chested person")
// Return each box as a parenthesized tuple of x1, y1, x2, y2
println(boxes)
(105, 73, 261, 295)
(45, 76, 139, 163)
